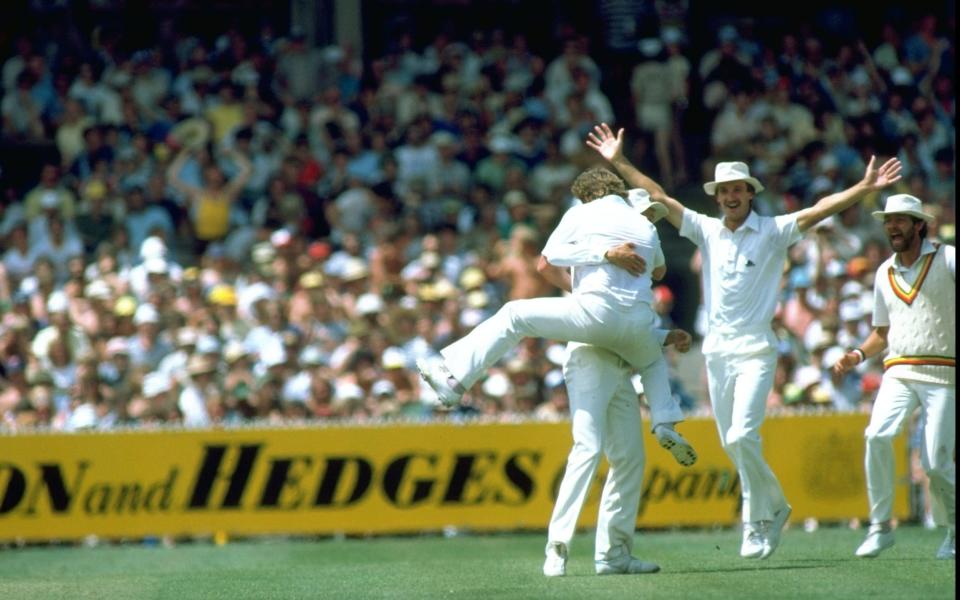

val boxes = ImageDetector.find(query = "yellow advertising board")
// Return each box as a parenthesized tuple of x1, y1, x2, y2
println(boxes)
(0, 414, 908, 541)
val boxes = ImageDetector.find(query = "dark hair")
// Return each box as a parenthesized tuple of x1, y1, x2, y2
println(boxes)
(913, 217, 928, 240)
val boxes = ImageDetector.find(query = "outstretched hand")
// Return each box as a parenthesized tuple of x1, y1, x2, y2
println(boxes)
(586, 123, 625, 162)
(862, 155, 902, 191)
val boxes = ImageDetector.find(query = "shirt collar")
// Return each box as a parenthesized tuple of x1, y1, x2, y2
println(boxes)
(722, 210, 760, 234)
(594, 194, 629, 206)
(893, 239, 937, 270)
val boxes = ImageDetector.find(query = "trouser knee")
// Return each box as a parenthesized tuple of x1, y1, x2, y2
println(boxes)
(927, 468, 954, 491)
(570, 441, 603, 467)
(500, 300, 522, 326)
(864, 431, 895, 450)
(606, 444, 643, 473)
(724, 430, 755, 451)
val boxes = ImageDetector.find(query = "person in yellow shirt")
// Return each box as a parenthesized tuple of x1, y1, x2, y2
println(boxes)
(166, 145, 251, 255)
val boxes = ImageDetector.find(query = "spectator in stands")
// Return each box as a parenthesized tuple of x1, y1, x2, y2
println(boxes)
(0, 7, 954, 435)
(167, 145, 252, 255)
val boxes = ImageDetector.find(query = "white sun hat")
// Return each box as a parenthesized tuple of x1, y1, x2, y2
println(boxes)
(871, 194, 933, 222)
(627, 188, 668, 223)
(703, 162, 765, 195)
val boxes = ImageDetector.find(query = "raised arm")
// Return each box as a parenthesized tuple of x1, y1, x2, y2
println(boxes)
(166, 149, 201, 198)
(794, 155, 902, 232)
(586, 123, 686, 229)
(223, 148, 253, 199)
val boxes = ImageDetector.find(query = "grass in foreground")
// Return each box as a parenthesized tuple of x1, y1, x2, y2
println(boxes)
(0, 525, 954, 599)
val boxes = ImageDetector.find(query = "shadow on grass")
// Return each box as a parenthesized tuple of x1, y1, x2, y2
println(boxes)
(662, 563, 834, 575)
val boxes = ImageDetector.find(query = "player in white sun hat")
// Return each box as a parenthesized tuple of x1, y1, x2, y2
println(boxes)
(586, 122, 902, 560)
(833, 194, 955, 559)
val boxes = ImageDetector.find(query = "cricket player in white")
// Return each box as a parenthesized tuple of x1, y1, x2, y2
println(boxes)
(536, 186, 694, 577)
(586, 122, 902, 559)
(418, 169, 695, 574)
(833, 194, 955, 560)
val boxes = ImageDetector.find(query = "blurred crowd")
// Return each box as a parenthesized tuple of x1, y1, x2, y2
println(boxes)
(0, 7, 954, 432)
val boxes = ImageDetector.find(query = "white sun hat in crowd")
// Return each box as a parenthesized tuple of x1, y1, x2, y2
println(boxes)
(703, 162, 765, 195)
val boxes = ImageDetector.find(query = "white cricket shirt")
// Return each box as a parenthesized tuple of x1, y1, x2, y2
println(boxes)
(542, 194, 664, 308)
(680, 209, 800, 336)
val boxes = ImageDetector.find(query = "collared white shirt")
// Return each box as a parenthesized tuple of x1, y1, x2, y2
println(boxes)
(680, 209, 800, 334)
(542, 194, 663, 308)
(873, 240, 956, 327)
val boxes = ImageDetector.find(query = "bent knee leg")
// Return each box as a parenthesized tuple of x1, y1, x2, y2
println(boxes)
(724, 428, 758, 450)
(864, 429, 897, 449)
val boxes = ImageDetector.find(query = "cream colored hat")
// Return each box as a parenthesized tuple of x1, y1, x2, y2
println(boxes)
(703, 162, 765, 195)
(871, 194, 933, 222)
(168, 117, 211, 150)
(627, 188, 668, 223)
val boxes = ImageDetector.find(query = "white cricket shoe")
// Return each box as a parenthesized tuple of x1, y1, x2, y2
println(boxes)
(543, 542, 567, 577)
(761, 504, 792, 559)
(741, 523, 765, 558)
(595, 555, 660, 575)
(855, 524, 894, 558)
(416, 358, 464, 406)
(654, 426, 698, 467)
(936, 528, 955, 560)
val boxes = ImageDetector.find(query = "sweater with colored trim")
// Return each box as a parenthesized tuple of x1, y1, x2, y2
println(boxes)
(875, 244, 955, 385)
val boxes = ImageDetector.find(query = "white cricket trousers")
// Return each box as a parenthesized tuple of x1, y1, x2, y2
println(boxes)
(864, 376, 955, 527)
(441, 293, 671, 423)
(704, 329, 786, 523)
(546, 343, 672, 561)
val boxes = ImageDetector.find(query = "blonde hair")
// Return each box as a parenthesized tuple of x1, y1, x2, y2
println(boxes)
(570, 167, 627, 202)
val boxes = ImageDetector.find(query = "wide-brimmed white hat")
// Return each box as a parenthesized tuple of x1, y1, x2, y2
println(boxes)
(703, 162, 765, 195)
(627, 188, 668, 223)
(871, 194, 933, 222)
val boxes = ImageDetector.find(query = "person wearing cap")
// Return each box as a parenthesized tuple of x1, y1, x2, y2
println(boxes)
(324, 232, 365, 280)
(126, 303, 173, 372)
(587, 122, 903, 560)
(31, 290, 90, 363)
(179, 354, 220, 427)
(74, 179, 117, 256)
(833, 194, 955, 560)
(124, 186, 175, 259)
(128, 235, 183, 301)
(370, 378, 398, 409)
(287, 270, 331, 330)
(419, 166, 693, 576)
(134, 371, 175, 424)
(157, 327, 198, 383)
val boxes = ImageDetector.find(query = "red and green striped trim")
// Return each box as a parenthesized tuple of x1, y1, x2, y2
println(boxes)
(887, 251, 935, 305)
(883, 355, 956, 370)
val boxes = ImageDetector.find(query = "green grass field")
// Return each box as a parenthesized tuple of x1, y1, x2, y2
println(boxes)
(0, 526, 953, 599)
